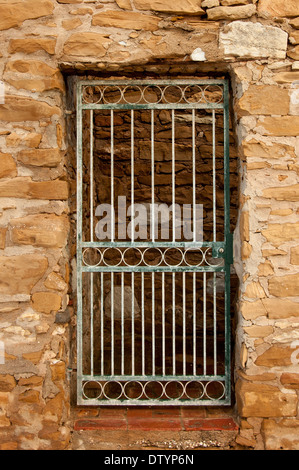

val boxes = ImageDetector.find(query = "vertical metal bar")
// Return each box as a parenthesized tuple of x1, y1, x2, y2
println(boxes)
(192, 108, 196, 242)
(212, 109, 218, 378)
(141, 272, 145, 376)
(76, 83, 83, 401)
(151, 109, 155, 243)
(223, 80, 231, 403)
(111, 272, 114, 376)
(131, 271, 135, 376)
(203, 272, 207, 376)
(131, 109, 135, 243)
(90, 273, 94, 376)
(182, 271, 186, 376)
(172, 109, 175, 242)
(162, 271, 165, 376)
(89, 110, 94, 377)
(172, 272, 176, 376)
(212, 109, 216, 243)
(111, 110, 115, 242)
(213, 272, 217, 376)
(90, 110, 94, 242)
(152, 272, 155, 376)
(121, 272, 125, 376)
(100, 272, 104, 376)
(193, 272, 196, 376)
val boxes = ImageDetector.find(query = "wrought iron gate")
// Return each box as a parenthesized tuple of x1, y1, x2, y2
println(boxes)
(76, 79, 232, 406)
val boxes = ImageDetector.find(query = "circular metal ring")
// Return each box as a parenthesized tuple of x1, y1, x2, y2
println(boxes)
(203, 247, 224, 267)
(143, 381, 164, 400)
(123, 85, 143, 104)
(102, 85, 123, 104)
(123, 247, 143, 267)
(143, 85, 163, 104)
(164, 247, 184, 267)
(103, 381, 124, 400)
(102, 247, 123, 267)
(82, 86, 103, 104)
(204, 380, 225, 401)
(183, 85, 204, 104)
(142, 247, 164, 267)
(183, 247, 204, 267)
(123, 381, 144, 400)
(164, 381, 185, 400)
(162, 85, 183, 104)
(203, 84, 224, 104)
(184, 380, 205, 400)
(82, 381, 103, 400)
(82, 247, 103, 267)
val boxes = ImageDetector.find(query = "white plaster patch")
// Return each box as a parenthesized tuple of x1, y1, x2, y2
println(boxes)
(190, 48, 206, 61)
(220, 21, 288, 60)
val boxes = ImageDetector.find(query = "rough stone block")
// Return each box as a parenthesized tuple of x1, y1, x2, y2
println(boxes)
(240, 300, 267, 321)
(237, 85, 290, 116)
(220, 21, 288, 59)
(256, 117, 299, 136)
(262, 419, 299, 450)
(17, 149, 63, 168)
(31, 292, 62, 314)
(236, 380, 298, 418)
(22, 350, 43, 364)
(115, 0, 133, 10)
(258, 0, 299, 18)
(6, 133, 42, 149)
(255, 345, 294, 367)
(0, 255, 48, 295)
(0, 374, 16, 392)
(268, 273, 299, 297)
(242, 140, 296, 160)
(0, 96, 60, 122)
(44, 272, 67, 292)
(262, 298, 299, 319)
(8, 38, 56, 55)
(6, 77, 64, 93)
(280, 374, 299, 390)
(290, 246, 299, 265)
(0, 153, 17, 179)
(287, 46, 299, 60)
(0, 228, 6, 250)
(92, 11, 160, 31)
(0, 177, 68, 200)
(10, 214, 69, 248)
(262, 223, 299, 245)
(63, 33, 112, 57)
(0, 0, 54, 31)
(262, 185, 299, 202)
(132, 0, 205, 15)
(244, 282, 266, 299)
(207, 4, 256, 20)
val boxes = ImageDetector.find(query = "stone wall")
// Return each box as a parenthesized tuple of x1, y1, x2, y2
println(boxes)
(0, 0, 298, 450)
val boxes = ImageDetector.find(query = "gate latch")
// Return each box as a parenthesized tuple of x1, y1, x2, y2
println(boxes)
(212, 234, 233, 265)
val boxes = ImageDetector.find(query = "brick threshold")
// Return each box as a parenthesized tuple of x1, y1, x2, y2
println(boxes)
(74, 409, 238, 432)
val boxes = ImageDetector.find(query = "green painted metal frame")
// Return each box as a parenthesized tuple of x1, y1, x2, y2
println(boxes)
(76, 79, 232, 406)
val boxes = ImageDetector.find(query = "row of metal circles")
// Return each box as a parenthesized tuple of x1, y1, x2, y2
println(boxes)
(82, 380, 225, 401)
(82, 246, 223, 268)
(82, 84, 224, 105)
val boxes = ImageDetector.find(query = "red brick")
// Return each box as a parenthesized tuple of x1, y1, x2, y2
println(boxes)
(127, 417, 182, 431)
(181, 407, 207, 418)
(183, 418, 239, 432)
(74, 418, 127, 431)
(98, 408, 127, 418)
